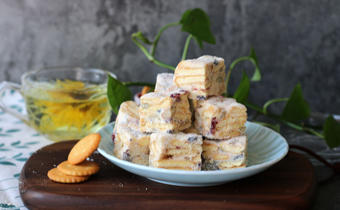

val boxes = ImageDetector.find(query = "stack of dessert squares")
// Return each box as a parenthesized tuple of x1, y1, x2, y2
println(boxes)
(113, 55, 248, 171)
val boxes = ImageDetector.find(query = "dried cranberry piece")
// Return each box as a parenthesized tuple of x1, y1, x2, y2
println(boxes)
(210, 117, 218, 134)
(112, 134, 116, 143)
(170, 93, 181, 102)
(176, 146, 181, 149)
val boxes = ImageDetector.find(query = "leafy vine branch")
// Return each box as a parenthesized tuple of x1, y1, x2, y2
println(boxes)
(107, 8, 340, 149)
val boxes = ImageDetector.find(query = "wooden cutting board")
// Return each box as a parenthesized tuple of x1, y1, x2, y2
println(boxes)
(19, 140, 317, 210)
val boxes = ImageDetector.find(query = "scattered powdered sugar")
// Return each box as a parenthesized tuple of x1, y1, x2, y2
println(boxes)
(176, 55, 224, 69)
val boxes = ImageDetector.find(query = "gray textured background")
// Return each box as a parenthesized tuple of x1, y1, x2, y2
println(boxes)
(0, 0, 339, 114)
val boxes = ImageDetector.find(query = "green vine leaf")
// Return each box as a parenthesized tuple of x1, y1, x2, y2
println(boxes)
(134, 31, 153, 45)
(233, 70, 250, 104)
(180, 8, 216, 44)
(323, 115, 340, 149)
(107, 74, 132, 115)
(281, 84, 310, 121)
(179, 9, 192, 24)
(0, 161, 16, 166)
(249, 47, 261, 81)
(193, 36, 203, 49)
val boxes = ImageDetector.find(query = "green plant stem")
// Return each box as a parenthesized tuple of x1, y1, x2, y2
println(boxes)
(150, 22, 180, 56)
(131, 35, 153, 60)
(132, 34, 176, 71)
(244, 101, 324, 138)
(252, 121, 279, 132)
(123, 82, 155, 87)
(263, 98, 289, 115)
(182, 34, 193, 60)
(225, 56, 250, 95)
(153, 59, 176, 71)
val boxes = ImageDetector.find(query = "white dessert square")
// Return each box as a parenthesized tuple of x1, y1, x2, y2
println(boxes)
(195, 97, 247, 139)
(155, 73, 175, 92)
(139, 87, 191, 133)
(173, 55, 226, 100)
(114, 101, 140, 134)
(113, 123, 150, 166)
(202, 135, 247, 170)
(149, 132, 203, 171)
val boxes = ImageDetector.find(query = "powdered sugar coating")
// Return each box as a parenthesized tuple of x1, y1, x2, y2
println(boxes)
(155, 73, 175, 92)
(113, 123, 150, 166)
(114, 101, 140, 134)
(173, 55, 226, 100)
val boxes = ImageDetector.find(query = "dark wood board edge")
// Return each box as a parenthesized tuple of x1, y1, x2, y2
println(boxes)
(19, 141, 318, 210)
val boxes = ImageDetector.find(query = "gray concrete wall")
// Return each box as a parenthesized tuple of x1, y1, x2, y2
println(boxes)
(0, 0, 339, 114)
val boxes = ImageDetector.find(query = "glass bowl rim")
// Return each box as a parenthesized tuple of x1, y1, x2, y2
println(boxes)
(21, 66, 116, 93)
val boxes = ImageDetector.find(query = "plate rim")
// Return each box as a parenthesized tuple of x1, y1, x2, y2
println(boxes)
(97, 121, 289, 176)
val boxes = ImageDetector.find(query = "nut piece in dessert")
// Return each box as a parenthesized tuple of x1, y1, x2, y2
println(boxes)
(114, 123, 150, 166)
(149, 132, 203, 171)
(202, 135, 247, 170)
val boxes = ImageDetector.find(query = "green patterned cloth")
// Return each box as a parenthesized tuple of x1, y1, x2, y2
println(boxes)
(0, 89, 51, 209)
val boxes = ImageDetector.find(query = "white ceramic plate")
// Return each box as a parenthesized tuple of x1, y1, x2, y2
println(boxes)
(97, 121, 288, 187)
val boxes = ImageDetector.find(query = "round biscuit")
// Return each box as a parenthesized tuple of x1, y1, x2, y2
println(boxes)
(68, 133, 101, 165)
(58, 160, 100, 176)
(47, 168, 90, 183)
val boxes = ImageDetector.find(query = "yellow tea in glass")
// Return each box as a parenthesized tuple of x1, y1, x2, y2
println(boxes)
(0, 67, 115, 141)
